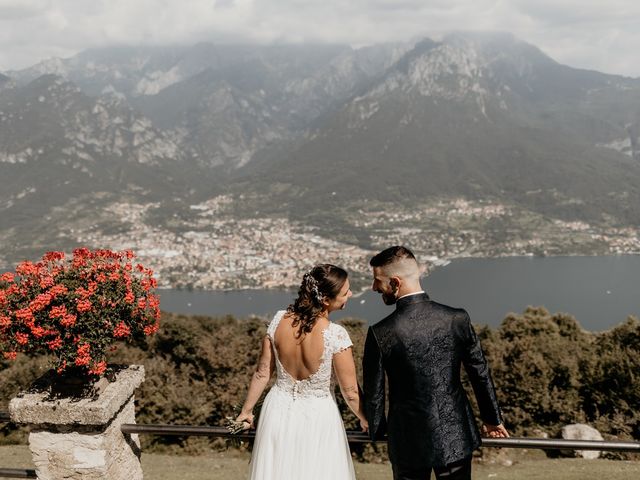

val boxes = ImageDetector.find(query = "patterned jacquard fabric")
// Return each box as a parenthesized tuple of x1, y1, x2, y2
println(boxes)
(363, 293, 503, 469)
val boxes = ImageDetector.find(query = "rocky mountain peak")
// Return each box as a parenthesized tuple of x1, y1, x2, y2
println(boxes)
(352, 35, 494, 117)
(387, 32, 558, 100)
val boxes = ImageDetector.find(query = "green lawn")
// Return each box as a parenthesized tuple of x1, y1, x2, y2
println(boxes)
(1, 445, 638, 479)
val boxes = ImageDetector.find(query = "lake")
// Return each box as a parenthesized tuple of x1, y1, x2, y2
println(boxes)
(157, 255, 640, 332)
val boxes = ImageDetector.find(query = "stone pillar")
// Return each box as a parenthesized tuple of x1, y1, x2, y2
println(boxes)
(9, 365, 145, 480)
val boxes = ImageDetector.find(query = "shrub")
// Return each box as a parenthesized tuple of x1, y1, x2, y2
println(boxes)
(479, 307, 593, 434)
(580, 316, 640, 441)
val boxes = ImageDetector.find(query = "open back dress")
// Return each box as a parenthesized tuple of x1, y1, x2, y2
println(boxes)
(247, 310, 357, 480)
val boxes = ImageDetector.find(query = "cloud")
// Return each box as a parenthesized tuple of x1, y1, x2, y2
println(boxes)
(513, 0, 640, 26)
(215, 0, 236, 8)
(0, 0, 51, 20)
(0, 0, 638, 78)
(505, 0, 640, 76)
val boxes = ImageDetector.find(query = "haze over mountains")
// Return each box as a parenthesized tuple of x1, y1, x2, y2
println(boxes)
(1, 32, 639, 275)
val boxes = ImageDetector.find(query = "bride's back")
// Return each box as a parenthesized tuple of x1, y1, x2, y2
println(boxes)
(273, 312, 330, 381)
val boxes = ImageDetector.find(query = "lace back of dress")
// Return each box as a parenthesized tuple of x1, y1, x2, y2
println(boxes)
(267, 311, 347, 400)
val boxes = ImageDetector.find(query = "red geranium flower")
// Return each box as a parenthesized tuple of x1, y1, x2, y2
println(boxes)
(60, 314, 77, 327)
(0, 248, 160, 377)
(89, 361, 107, 376)
(76, 299, 92, 313)
(0, 272, 14, 283)
(50, 305, 68, 319)
(47, 337, 63, 350)
(113, 322, 131, 338)
(124, 290, 135, 304)
(43, 251, 65, 262)
(15, 332, 29, 345)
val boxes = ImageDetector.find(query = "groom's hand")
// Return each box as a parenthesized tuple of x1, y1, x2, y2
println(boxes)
(360, 417, 369, 434)
(482, 423, 509, 438)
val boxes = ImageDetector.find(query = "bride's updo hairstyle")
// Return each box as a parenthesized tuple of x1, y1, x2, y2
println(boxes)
(287, 264, 348, 338)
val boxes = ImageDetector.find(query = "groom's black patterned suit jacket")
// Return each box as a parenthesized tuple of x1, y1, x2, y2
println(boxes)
(363, 292, 502, 469)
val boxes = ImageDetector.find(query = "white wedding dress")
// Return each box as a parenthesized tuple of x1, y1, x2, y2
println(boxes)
(247, 310, 357, 480)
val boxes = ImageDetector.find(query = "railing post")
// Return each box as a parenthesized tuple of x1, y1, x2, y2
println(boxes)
(8, 365, 145, 480)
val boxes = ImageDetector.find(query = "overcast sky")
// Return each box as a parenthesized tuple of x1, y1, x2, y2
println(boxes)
(1, 0, 639, 78)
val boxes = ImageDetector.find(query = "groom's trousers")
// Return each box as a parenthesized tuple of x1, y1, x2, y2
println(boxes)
(392, 457, 472, 480)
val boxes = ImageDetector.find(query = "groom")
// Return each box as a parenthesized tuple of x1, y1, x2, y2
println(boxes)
(363, 246, 508, 480)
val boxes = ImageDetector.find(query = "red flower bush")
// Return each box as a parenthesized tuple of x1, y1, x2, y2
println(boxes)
(0, 248, 160, 376)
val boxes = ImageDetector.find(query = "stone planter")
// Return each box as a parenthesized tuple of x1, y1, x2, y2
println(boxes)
(9, 365, 145, 480)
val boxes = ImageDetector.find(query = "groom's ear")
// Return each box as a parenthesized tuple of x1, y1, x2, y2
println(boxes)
(389, 277, 400, 290)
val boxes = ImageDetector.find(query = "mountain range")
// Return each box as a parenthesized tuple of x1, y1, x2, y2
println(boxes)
(246, 33, 640, 224)
(1, 32, 639, 267)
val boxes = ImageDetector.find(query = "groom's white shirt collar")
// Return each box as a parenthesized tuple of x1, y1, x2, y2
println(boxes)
(397, 291, 425, 300)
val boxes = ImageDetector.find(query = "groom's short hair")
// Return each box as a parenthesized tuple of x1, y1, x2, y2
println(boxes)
(370, 246, 416, 268)
(370, 246, 420, 280)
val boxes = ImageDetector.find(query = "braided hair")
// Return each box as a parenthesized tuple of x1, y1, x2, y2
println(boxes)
(287, 264, 348, 338)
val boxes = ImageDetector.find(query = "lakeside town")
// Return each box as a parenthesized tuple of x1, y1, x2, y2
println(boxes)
(60, 194, 640, 292)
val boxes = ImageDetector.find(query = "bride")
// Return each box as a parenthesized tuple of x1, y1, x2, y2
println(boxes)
(235, 264, 368, 480)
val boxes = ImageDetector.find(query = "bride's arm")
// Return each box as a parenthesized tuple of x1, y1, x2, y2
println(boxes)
(236, 335, 275, 427)
(334, 348, 369, 432)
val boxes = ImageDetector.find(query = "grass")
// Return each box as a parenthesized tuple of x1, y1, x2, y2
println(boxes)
(1, 445, 638, 479)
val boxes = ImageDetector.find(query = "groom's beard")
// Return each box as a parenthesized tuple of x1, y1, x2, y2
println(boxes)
(381, 293, 396, 305)
(381, 288, 398, 305)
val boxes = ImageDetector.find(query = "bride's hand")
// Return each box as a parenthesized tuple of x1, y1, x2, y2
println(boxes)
(235, 411, 255, 430)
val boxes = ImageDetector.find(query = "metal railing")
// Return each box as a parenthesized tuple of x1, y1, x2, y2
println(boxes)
(0, 470, 36, 479)
(0, 412, 36, 478)
(120, 423, 640, 452)
(1, 413, 639, 478)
